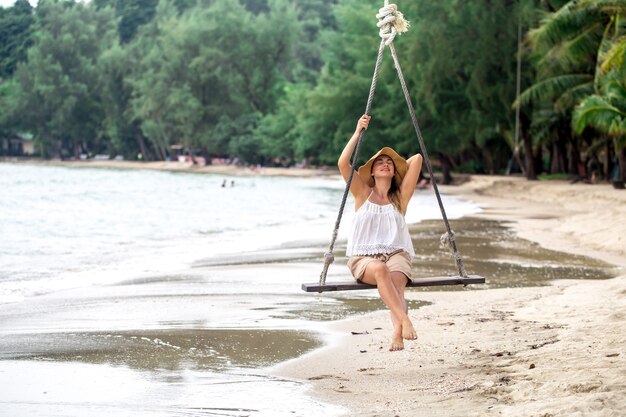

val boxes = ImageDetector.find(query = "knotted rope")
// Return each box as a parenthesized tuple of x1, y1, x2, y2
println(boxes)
(440, 231, 468, 278)
(376, 1, 410, 45)
(318, 1, 468, 289)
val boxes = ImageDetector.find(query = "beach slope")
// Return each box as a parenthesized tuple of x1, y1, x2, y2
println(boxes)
(274, 176, 626, 417)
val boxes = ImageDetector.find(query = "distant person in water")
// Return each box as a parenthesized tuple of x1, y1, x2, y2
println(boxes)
(338, 114, 423, 351)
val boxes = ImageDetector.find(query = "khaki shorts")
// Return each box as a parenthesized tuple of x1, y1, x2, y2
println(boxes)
(347, 250, 413, 282)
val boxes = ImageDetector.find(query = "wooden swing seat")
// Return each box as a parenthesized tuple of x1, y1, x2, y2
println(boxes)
(302, 274, 485, 293)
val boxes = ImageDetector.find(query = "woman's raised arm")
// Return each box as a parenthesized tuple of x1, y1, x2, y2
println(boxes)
(400, 153, 423, 210)
(338, 115, 371, 200)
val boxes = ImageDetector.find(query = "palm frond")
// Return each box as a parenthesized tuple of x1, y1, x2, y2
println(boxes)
(537, 21, 604, 74)
(555, 81, 595, 111)
(530, 5, 604, 51)
(600, 76, 626, 110)
(573, 94, 626, 134)
(529, 105, 561, 145)
(531, 0, 626, 74)
(587, 0, 626, 15)
(517, 74, 593, 107)
(600, 36, 626, 72)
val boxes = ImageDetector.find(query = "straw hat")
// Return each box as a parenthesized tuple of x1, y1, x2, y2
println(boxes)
(358, 147, 408, 187)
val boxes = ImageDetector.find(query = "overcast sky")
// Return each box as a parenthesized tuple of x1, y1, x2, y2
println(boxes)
(3, 0, 95, 8)
(0, 0, 37, 7)
(2, 0, 95, 7)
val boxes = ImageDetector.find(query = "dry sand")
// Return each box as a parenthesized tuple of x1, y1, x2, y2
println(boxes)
(274, 176, 626, 417)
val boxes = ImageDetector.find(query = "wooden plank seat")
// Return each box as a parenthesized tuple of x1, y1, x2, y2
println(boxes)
(302, 275, 485, 293)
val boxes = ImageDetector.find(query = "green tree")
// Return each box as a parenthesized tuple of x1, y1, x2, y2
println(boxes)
(289, 0, 383, 165)
(124, 0, 181, 160)
(0, 0, 34, 79)
(286, 0, 527, 180)
(11, 1, 118, 157)
(126, 0, 301, 161)
(255, 83, 308, 163)
(99, 41, 152, 160)
(573, 39, 626, 186)
(252, 0, 338, 164)
(94, 0, 158, 44)
(0, 78, 20, 138)
(520, 0, 626, 180)
(289, 0, 338, 84)
(397, 1, 534, 178)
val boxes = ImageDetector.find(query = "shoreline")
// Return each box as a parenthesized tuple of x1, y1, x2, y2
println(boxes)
(3, 159, 625, 415)
(273, 175, 626, 416)
(444, 175, 626, 267)
(1, 157, 339, 178)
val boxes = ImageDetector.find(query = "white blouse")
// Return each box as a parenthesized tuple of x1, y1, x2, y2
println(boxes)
(346, 196, 415, 258)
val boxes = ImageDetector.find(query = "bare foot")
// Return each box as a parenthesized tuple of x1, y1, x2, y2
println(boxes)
(390, 335, 404, 351)
(401, 318, 418, 340)
(390, 328, 404, 351)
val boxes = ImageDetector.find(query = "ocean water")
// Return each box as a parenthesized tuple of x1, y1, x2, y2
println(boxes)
(0, 162, 482, 417)
(0, 162, 480, 305)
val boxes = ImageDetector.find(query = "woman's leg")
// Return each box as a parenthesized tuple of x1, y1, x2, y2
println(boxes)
(388, 272, 414, 350)
(391, 271, 409, 313)
(361, 261, 417, 351)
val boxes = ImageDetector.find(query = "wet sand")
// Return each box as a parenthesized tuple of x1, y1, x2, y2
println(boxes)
(274, 175, 626, 417)
(0, 263, 347, 417)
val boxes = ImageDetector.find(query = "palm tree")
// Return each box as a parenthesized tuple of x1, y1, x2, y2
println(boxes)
(573, 39, 626, 187)
(518, 0, 626, 181)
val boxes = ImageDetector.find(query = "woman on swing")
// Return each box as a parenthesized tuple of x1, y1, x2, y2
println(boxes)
(338, 114, 423, 351)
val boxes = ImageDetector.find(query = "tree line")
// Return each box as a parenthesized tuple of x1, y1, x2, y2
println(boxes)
(0, 0, 624, 186)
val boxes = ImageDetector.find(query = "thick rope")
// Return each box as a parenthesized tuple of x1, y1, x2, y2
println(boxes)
(388, 42, 468, 278)
(376, 1, 409, 45)
(319, 2, 468, 286)
(318, 38, 386, 287)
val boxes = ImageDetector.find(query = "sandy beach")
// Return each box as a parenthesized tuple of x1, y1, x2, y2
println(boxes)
(12, 158, 336, 178)
(274, 175, 626, 416)
(2, 159, 625, 416)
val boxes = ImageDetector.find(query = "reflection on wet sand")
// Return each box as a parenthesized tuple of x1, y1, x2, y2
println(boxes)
(0, 329, 320, 371)
(407, 218, 616, 288)
(196, 218, 616, 289)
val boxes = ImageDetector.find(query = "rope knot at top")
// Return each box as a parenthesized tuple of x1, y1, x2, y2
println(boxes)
(376, 2, 410, 45)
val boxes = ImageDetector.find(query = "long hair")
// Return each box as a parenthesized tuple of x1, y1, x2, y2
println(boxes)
(387, 177, 404, 214)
